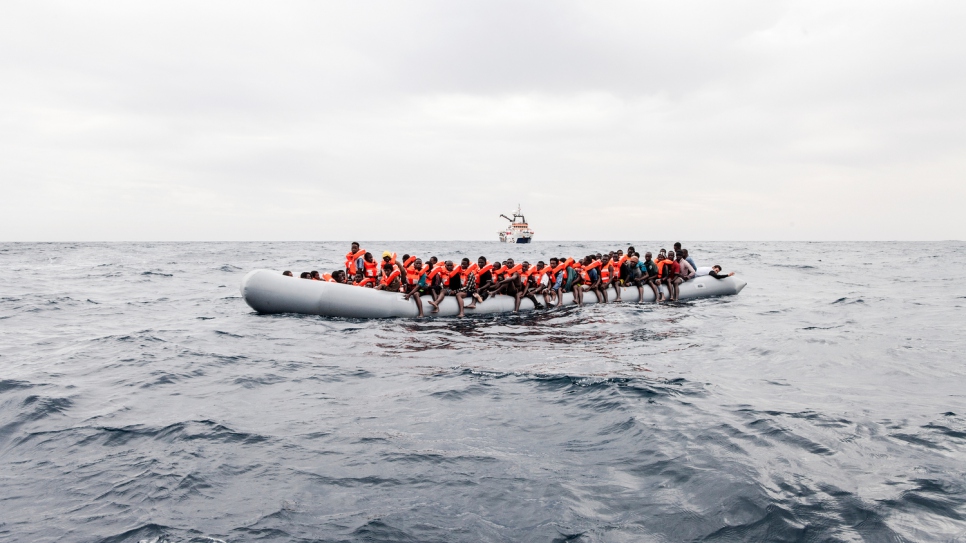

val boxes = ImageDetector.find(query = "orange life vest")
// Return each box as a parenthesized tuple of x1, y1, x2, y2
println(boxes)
(363, 259, 379, 279)
(403, 255, 416, 267)
(345, 249, 366, 275)
(382, 269, 401, 286)
(476, 263, 492, 285)
(600, 264, 611, 283)
(353, 278, 374, 287)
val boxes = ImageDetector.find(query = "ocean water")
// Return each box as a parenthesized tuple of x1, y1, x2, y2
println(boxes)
(1, 241, 965, 543)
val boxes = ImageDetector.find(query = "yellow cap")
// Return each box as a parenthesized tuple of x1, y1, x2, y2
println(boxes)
(382, 251, 391, 258)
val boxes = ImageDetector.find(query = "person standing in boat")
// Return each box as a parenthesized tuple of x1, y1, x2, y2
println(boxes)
(345, 242, 366, 277)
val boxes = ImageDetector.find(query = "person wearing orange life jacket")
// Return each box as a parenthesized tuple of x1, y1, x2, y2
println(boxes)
(403, 258, 431, 318)
(457, 258, 484, 307)
(579, 256, 604, 303)
(540, 258, 559, 306)
(600, 254, 621, 303)
(473, 257, 495, 301)
(374, 262, 402, 292)
(345, 242, 366, 277)
(402, 254, 417, 268)
(381, 251, 398, 271)
(487, 261, 505, 292)
(330, 270, 348, 284)
(511, 261, 543, 312)
(491, 258, 524, 300)
(361, 252, 380, 281)
(427, 261, 473, 317)
(352, 271, 375, 288)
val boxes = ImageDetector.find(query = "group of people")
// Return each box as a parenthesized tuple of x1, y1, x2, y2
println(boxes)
(282, 242, 735, 318)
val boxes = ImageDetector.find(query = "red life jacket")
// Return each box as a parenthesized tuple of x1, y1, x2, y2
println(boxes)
(353, 278, 374, 287)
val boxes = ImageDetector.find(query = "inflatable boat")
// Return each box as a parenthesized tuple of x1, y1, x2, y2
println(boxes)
(240, 269, 747, 319)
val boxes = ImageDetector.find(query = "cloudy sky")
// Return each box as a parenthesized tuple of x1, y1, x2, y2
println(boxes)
(2, 1, 964, 241)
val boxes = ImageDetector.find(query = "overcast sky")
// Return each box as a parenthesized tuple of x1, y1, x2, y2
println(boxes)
(1, 1, 964, 241)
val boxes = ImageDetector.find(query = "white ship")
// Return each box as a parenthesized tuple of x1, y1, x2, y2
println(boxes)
(498, 205, 534, 244)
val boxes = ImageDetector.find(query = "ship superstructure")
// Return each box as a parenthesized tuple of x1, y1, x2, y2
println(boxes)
(498, 205, 534, 243)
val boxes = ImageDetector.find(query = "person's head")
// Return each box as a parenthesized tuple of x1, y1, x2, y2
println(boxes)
(536, 261, 545, 270)
(682, 249, 689, 258)
(310, 270, 321, 280)
(631, 255, 639, 264)
(300, 272, 311, 279)
(382, 251, 393, 264)
(478, 256, 487, 266)
(601, 254, 611, 264)
(506, 258, 515, 267)
(413, 258, 423, 270)
(668, 251, 676, 260)
(627, 246, 635, 254)
(461, 258, 470, 268)
(382, 262, 393, 273)
(429, 256, 438, 266)
(673, 242, 682, 251)
(493, 261, 503, 270)
(521, 261, 530, 272)
(283, 270, 293, 277)
(549, 257, 559, 267)
(351, 242, 360, 251)
(659, 248, 666, 255)
(595, 253, 602, 260)
(582, 256, 592, 265)
(333, 270, 346, 283)
(645, 251, 653, 262)
(354, 271, 364, 282)
(402, 254, 410, 262)
(364, 252, 374, 262)
(712, 265, 722, 272)
(444, 260, 454, 271)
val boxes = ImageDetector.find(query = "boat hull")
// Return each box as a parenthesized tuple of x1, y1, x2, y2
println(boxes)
(241, 270, 747, 319)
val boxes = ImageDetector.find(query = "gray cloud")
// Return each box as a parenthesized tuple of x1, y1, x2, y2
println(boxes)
(1, 1, 964, 241)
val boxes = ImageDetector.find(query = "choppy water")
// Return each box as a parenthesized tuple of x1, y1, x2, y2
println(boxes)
(1, 241, 965, 542)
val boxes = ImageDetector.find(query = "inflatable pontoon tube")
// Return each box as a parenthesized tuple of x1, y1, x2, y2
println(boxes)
(241, 269, 747, 319)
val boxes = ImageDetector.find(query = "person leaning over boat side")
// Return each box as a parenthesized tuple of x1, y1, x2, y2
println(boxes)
(283, 270, 293, 277)
(403, 258, 430, 318)
(299, 272, 311, 279)
(708, 265, 735, 279)
(310, 271, 322, 281)
(345, 242, 366, 277)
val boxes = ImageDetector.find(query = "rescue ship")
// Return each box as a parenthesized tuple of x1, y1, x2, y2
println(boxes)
(498, 205, 534, 243)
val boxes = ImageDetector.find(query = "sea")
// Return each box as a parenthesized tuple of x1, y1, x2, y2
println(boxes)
(1, 241, 965, 543)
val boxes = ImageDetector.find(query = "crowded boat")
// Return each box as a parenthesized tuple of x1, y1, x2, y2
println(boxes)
(273, 242, 739, 318)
